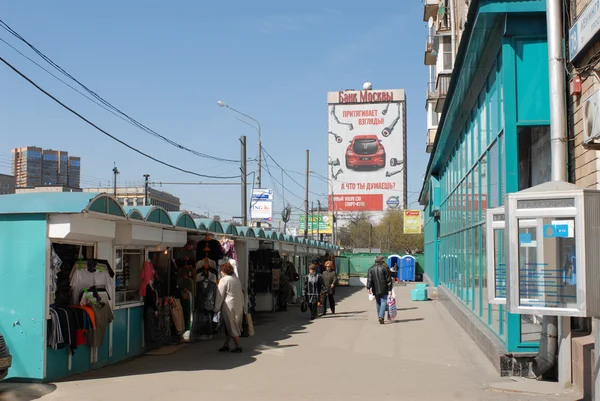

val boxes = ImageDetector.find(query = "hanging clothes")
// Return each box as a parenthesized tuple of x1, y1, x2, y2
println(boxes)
(195, 238, 224, 265)
(49, 246, 63, 301)
(89, 303, 113, 348)
(139, 261, 156, 297)
(191, 277, 217, 340)
(70, 261, 112, 305)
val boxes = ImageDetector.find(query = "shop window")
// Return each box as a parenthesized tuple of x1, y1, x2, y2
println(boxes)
(518, 126, 551, 191)
(115, 249, 143, 305)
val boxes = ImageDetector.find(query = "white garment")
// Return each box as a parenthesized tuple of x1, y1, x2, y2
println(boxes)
(70, 266, 112, 305)
(215, 275, 244, 337)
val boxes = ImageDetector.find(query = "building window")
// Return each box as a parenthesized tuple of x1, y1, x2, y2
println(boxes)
(442, 36, 452, 71)
(518, 126, 551, 190)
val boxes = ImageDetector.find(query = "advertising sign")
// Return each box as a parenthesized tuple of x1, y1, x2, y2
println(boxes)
(250, 189, 273, 222)
(403, 210, 422, 234)
(299, 214, 333, 234)
(327, 89, 406, 222)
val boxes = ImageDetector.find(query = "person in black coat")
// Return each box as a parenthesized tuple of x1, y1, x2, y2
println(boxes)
(366, 256, 393, 325)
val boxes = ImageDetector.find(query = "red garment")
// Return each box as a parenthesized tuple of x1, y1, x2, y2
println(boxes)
(75, 329, 86, 347)
(139, 261, 155, 296)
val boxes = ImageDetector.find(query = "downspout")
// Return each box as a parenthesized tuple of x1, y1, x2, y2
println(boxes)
(533, 0, 567, 379)
(449, 0, 457, 65)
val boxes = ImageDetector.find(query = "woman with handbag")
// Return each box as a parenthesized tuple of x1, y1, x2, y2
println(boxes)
(214, 262, 244, 353)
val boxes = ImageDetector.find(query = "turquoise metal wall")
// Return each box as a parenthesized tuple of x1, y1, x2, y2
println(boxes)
(0, 214, 47, 380)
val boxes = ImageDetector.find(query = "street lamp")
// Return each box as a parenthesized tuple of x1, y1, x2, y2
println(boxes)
(217, 100, 262, 189)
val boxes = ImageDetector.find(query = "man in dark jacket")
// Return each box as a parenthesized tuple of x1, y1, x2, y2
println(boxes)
(366, 256, 393, 324)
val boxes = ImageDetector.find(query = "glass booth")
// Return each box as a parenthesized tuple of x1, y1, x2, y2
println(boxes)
(506, 181, 600, 317)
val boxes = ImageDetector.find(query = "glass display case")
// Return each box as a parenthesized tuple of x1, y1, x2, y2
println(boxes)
(506, 181, 600, 317)
(115, 249, 143, 306)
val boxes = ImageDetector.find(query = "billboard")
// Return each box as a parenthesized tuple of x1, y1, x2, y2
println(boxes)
(299, 214, 333, 234)
(327, 88, 406, 222)
(250, 189, 273, 223)
(403, 210, 422, 234)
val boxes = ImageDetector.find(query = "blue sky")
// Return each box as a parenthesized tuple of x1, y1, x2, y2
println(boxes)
(0, 0, 428, 223)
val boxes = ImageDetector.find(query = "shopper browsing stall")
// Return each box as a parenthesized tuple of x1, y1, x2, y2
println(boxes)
(215, 262, 244, 353)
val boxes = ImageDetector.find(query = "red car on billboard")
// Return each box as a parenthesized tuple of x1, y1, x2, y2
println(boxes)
(345, 135, 386, 170)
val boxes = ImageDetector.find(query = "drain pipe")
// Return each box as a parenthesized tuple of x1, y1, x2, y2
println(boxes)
(533, 0, 569, 386)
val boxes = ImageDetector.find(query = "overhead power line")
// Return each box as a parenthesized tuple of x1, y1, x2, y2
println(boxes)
(0, 56, 240, 180)
(0, 19, 240, 164)
(261, 146, 326, 197)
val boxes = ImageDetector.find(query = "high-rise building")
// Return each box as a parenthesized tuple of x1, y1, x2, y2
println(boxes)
(68, 156, 81, 188)
(11, 146, 42, 187)
(11, 147, 81, 188)
(41, 149, 59, 186)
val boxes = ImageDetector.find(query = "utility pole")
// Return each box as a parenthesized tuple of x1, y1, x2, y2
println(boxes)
(331, 189, 336, 245)
(388, 221, 391, 251)
(304, 150, 309, 239)
(311, 201, 315, 239)
(143, 174, 150, 206)
(369, 223, 373, 253)
(112, 164, 119, 197)
(240, 136, 248, 226)
(317, 200, 321, 241)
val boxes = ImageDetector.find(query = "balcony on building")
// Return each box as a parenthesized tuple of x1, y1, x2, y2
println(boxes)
(424, 35, 437, 65)
(423, 0, 439, 22)
(434, 72, 452, 113)
(426, 128, 437, 153)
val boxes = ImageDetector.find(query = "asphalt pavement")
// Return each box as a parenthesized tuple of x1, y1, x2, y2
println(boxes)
(0, 285, 583, 401)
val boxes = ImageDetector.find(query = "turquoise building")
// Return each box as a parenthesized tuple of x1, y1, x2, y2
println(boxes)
(0, 192, 333, 381)
(420, 0, 552, 371)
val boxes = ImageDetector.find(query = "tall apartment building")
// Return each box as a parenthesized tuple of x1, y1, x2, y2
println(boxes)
(11, 146, 42, 187)
(68, 156, 81, 188)
(11, 147, 81, 188)
(424, 0, 470, 152)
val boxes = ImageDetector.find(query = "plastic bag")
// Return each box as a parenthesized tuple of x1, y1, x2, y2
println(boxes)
(368, 293, 375, 302)
(387, 296, 397, 320)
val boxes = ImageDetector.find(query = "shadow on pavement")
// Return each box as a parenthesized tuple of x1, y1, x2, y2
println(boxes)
(52, 286, 364, 382)
(388, 318, 425, 324)
(0, 383, 57, 401)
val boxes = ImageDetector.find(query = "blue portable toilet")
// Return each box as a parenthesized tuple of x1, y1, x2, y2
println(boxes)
(400, 255, 416, 282)
(387, 254, 402, 280)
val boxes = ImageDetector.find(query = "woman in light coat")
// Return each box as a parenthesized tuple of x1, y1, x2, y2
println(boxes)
(215, 262, 244, 353)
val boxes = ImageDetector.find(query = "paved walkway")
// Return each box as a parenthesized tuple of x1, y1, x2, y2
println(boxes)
(0, 285, 582, 401)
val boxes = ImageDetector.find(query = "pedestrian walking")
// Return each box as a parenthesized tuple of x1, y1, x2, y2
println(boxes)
(303, 264, 324, 320)
(214, 262, 244, 353)
(366, 256, 393, 325)
(321, 261, 338, 316)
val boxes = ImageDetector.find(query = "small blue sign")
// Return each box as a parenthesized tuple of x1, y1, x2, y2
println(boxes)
(519, 233, 532, 244)
(386, 197, 400, 207)
(544, 224, 570, 238)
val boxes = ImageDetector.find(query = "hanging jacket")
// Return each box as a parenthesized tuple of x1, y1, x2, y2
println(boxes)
(139, 261, 155, 297)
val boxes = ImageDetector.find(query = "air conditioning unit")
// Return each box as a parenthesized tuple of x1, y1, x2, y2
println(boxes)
(583, 90, 600, 144)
